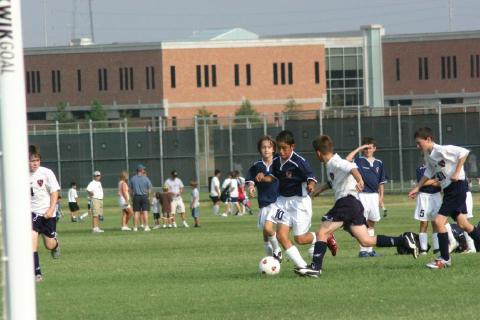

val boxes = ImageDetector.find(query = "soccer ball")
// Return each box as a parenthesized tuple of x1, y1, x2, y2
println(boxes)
(259, 256, 280, 275)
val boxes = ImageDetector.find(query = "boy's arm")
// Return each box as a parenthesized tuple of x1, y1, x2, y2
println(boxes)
(345, 144, 371, 162)
(310, 183, 330, 198)
(378, 183, 384, 208)
(45, 191, 59, 219)
(351, 168, 364, 192)
(408, 175, 429, 199)
(451, 154, 468, 181)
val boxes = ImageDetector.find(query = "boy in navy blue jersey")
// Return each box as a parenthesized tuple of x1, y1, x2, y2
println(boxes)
(409, 127, 480, 269)
(295, 135, 418, 278)
(246, 136, 282, 260)
(346, 137, 387, 257)
(257, 130, 337, 272)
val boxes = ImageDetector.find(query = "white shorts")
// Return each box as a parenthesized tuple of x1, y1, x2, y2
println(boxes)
(414, 192, 442, 221)
(275, 196, 312, 236)
(172, 197, 185, 214)
(118, 197, 130, 210)
(358, 193, 380, 222)
(257, 203, 279, 229)
(466, 191, 473, 219)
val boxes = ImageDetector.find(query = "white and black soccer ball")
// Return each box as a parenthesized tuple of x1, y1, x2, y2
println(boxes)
(259, 256, 280, 275)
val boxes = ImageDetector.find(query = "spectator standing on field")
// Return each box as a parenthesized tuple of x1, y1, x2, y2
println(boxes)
(129, 164, 153, 232)
(164, 170, 189, 228)
(86, 171, 104, 233)
(190, 180, 201, 227)
(118, 170, 133, 231)
(209, 169, 222, 215)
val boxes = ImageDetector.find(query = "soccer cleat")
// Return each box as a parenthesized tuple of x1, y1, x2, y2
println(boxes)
(426, 257, 451, 269)
(121, 226, 132, 231)
(419, 250, 428, 256)
(403, 232, 419, 259)
(162, 224, 167, 229)
(35, 274, 44, 282)
(92, 227, 105, 233)
(358, 251, 370, 258)
(153, 225, 161, 230)
(144, 226, 151, 232)
(273, 251, 283, 263)
(221, 213, 228, 217)
(51, 245, 61, 259)
(71, 217, 78, 222)
(133, 227, 138, 232)
(183, 221, 190, 228)
(294, 264, 321, 278)
(167, 224, 172, 228)
(369, 250, 382, 257)
(326, 234, 338, 256)
(172, 222, 177, 228)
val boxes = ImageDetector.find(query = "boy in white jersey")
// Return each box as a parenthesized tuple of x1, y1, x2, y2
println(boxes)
(209, 169, 222, 215)
(68, 182, 80, 222)
(296, 135, 418, 278)
(87, 171, 105, 233)
(408, 127, 480, 269)
(29, 146, 61, 282)
(190, 181, 200, 227)
(164, 170, 189, 228)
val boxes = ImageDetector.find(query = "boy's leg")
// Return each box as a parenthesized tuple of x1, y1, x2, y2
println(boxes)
(32, 231, 41, 277)
(419, 220, 429, 253)
(444, 223, 458, 252)
(276, 224, 307, 268)
(456, 214, 480, 249)
(427, 214, 451, 268)
(264, 220, 281, 258)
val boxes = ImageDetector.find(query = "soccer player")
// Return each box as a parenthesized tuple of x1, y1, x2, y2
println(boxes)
(246, 136, 282, 261)
(220, 172, 232, 217)
(258, 130, 337, 272)
(209, 169, 222, 215)
(346, 137, 387, 257)
(29, 145, 61, 282)
(190, 180, 200, 227)
(164, 170, 189, 228)
(408, 127, 480, 269)
(118, 170, 133, 231)
(295, 135, 418, 278)
(86, 171, 105, 233)
(67, 182, 80, 222)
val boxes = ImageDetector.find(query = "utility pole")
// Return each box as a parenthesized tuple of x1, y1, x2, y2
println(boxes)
(88, 0, 95, 42)
(448, 0, 454, 31)
(71, 0, 77, 39)
(43, 0, 48, 46)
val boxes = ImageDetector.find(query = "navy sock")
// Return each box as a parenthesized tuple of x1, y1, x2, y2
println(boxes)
(376, 235, 401, 247)
(468, 227, 480, 250)
(34, 252, 41, 275)
(312, 241, 327, 270)
(438, 232, 450, 261)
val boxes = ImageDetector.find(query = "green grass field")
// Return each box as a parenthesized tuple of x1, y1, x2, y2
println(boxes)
(4, 193, 480, 319)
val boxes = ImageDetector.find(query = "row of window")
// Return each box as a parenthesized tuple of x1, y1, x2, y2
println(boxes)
(395, 54, 480, 81)
(26, 62, 323, 94)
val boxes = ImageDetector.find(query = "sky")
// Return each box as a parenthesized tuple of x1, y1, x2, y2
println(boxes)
(21, 0, 480, 48)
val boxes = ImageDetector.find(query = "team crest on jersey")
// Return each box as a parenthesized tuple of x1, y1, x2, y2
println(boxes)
(438, 160, 446, 167)
(329, 172, 335, 180)
(37, 179, 44, 187)
(286, 171, 293, 178)
(376, 167, 380, 173)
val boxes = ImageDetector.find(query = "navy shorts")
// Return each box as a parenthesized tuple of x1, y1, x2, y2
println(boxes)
(133, 195, 150, 212)
(153, 212, 160, 220)
(322, 195, 366, 234)
(438, 180, 467, 219)
(32, 213, 57, 238)
(210, 196, 220, 203)
(68, 202, 79, 212)
(229, 197, 238, 203)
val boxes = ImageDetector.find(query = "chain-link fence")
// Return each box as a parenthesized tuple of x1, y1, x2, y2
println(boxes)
(28, 104, 480, 192)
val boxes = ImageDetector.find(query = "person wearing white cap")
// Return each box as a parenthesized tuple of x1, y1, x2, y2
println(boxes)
(86, 171, 104, 233)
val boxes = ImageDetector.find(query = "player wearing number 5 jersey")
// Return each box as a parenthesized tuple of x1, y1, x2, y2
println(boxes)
(409, 127, 480, 269)
(29, 145, 61, 282)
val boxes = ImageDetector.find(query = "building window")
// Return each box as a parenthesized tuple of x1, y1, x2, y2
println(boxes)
(273, 63, 278, 85)
(280, 62, 286, 85)
(315, 61, 320, 84)
(26, 71, 41, 94)
(234, 64, 240, 86)
(146, 66, 155, 90)
(441, 56, 446, 79)
(51, 70, 61, 93)
(169, 66, 175, 89)
(172, 116, 177, 128)
(77, 69, 82, 92)
(440, 97, 463, 105)
(447, 56, 451, 79)
(119, 67, 134, 91)
(453, 56, 457, 79)
(27, 112, 46, 121)
(395, 58, 400, 81)
(477, 55, 480, 78)
(418, 57, 428, 80)
(424, 57, 429, 80)
(472, 54, 480, 78)
(389, 99, 412, 106)
(204, 65, 210, 87)
(441, 56, 457, 79)
(196, 65, 202, 88)
(212, 114, 218, 125)
(288, 62, 293, 84)
(212, 65, 217, 87)
(98, 68, 108, 91)
(246, 64, 251, 86)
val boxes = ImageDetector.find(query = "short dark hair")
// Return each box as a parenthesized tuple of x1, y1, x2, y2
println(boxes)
(276, 130, 295, 145)
(29, 145, 41, 159)
(257, 135, 276, 153)
(70, 181, 77, 187)
(214, 169, 221, 175)
(312, 135, 334, 153)
(361, 137, 376, 146)
(414, 127, 434, 140)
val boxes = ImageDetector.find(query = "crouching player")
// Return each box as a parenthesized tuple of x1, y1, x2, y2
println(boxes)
(29, 145, 61, 282)
(295, 135, 418, 278)
(246, 136, 283, 261)
(409, 127, 480, 269)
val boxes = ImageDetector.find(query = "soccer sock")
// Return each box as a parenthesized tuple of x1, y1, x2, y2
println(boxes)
(432, 232, 439, 252)
(213, 204, 219, 215)
(312, 241, 327, 270)
(376, 235, 401, 247)
(268, 234, 281, 255)
(264, 241, 273, 256)
(419, 232, 428, 251)
(467, 227, 480, 250)
(445, 223, 457, 246)
(437, 232, 450, 261)
(33, 252, 41, 275)
(367, 228, 375, 252)
(308, 232, 317, 257)
(464, 231, 477, 252)
(285, 246, 307, 268)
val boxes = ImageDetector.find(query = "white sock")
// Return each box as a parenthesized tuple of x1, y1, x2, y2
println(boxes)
(264, 241, 273, 256)
(464, 231, 477, 252)
(432, 232, 439, 251)
(308, 232, 317, 257)
(213, 204, 219, 215)
(286, 246, 307, 268)
(268, 233, 281, 255)
(445, 223, 458, 249)
(366, 228, 375, 253)
(419, 232, 428, 251)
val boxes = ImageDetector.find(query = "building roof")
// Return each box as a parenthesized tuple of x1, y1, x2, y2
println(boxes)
(188, 28, 259, 41)
(262, 30, 363, 39)
(383, 29, 480, 43)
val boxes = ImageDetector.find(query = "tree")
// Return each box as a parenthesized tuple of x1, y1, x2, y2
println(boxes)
(234, 99, 261, 125)
(54, 101, 69, 123)
(89, 100, 107, 122)
(197, 107, 212, 122)
(284, 97, 302, 120)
